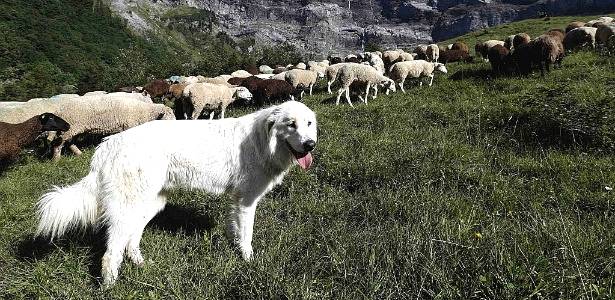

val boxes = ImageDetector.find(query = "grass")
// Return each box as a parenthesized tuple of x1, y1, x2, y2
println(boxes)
(2, 16, 615, 299)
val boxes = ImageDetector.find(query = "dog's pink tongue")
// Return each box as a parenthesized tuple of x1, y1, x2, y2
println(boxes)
(296, 152, 313, 170)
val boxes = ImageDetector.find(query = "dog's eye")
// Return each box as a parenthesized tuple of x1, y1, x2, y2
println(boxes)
(288, 121, 296, 129)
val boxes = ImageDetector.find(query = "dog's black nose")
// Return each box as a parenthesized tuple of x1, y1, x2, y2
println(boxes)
(303, 140, 316, 152)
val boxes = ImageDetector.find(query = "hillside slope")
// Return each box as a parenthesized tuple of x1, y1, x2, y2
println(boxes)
(1, 16, 614, 298)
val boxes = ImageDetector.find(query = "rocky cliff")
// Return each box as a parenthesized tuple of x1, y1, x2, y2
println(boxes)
(104, 0, 615, 57)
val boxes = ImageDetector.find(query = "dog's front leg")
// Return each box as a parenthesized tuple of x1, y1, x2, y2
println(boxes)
(228, 196, 260, 260)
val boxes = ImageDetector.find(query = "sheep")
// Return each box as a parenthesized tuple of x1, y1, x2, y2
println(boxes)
(335, 64, 396, 107)
(230, 70, 252, 78)
(511, 42, 534, 75)
(245, 65, 259, 75)
(50, 94, 80, 100)
(345, 55, 361, 63)
(83, 91, 107, 96)
(167, 83, 190, 119)
(273, 67, 287, 74)
(382, 50, 403, 69)
(307, 62, 327, 78)
(182, 83, 252, 120)
(116, 86, 144, 93)
(200, 77, 234, 86)
(388, 60, 448, 93)
(238, 76, 264, 94)
(596, 24, 615, 45)
(439, 44, 448, 55)
(143, 79, 170, 100)
(598, 16, 614, 23)
(425, 44, 440, 62)
(587, 18, 612, 27)
(475, 40, 505, 60)
(284, 69, 319, 99)
(564, 27, 597, 51)
(546, 29, 565, 43)
(513, 33, 531, 49)
(451, 41, 470, 54)
(325, 63, 354, 94)
(504, 34, 516, 51)
(272, 72, 287, 81)
(259, 65, 274, 74)
(0, 113, 70, 167)
(399, 52, 414, 62)
(253, 79, 295, 105)
(363, 52, 386, 75)
(228, 77, 248, 86)
(328, 55, 343, 65)
(438, 50, 473, 64)
(532, 34, 564, 76)
(255, 74, 275, 79)
(566, 21, 586, 33)
(295, 62, 307, 70)
(487, 44, 511, 75)
(413, 45, 428, 60)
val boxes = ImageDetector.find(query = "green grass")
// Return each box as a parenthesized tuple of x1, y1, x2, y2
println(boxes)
(2, 16, 615, 299)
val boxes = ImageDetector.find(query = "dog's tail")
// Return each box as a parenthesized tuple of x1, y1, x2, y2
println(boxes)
(35, 173, 99, 239)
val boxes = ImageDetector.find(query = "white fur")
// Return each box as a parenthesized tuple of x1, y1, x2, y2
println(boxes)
(35, 101, 318, 287)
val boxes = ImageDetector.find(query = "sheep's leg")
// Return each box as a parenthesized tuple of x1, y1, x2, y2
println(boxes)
(309, 84, 313, 96)
(429, 74, 434, 87)
(191, 104, 204, 120)
(364, 83, 370, 104)
(327, 81, 333, 94)
(419, 79, 424, 87)
(345, 88, 353, 108)
(209, 111, 215, 120)
(52, 140, 66, 161)
(300, 90, 305, 99)
(336, 88, 344, 105)
(372, 85, 378, 99)
(400, 79, 406, 93)
(220, 106, 226, 119)
(69, 144, 83, 156)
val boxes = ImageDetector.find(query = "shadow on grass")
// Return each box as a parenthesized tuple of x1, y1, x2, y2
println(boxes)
(449, 68, 493, 81)
(14, 203, 215, 286)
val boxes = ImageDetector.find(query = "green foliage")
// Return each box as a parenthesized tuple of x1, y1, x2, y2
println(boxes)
(364, 41, 383, 53)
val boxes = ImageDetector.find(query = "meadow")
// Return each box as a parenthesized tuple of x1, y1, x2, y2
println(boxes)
(1, 15, 615, 299)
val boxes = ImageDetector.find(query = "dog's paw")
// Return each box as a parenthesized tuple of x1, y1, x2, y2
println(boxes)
(240, 245, 253, 261)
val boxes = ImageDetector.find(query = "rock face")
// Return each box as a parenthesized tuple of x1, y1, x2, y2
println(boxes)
(104, 0, 615, 57)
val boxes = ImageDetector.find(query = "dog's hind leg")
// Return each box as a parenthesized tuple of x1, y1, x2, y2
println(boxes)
(125, 193, 167, 266)
(101, 214, 134, 287)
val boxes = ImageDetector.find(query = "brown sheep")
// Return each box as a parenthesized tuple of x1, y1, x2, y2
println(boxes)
(566, 21, 585, 33)
(596, 24, 615, 45)
(227, 77, 248, 86)
(545, 29, 565, 43)
(532, 34, 564, 76)
(0, 113, 70, 167)
(513, 33, 531, 49)
(451, 41, 469, 54)
(167, 83, 189, 119)
(511, 43, 534, 75)
(487, 45, 510, 75)
(239, 76, 264, 94)
(254, 79, 295, 105)
(564, 27, 597, 51)
(143, 79, 170, 100)
(438, 50, 473, 64)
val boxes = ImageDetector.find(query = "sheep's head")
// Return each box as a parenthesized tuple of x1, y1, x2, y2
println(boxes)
(39, 113, 70, 132)
(435, 63, 448, 74)
(380, 78, 396, 95)
(233, 87, 253, 102)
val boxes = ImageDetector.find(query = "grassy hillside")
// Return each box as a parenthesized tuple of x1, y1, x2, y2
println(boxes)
(1, 15, 615, 298)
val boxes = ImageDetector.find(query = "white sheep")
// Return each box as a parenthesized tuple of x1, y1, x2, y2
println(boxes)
(325, 63, 353, 94)
(183, 76, 200, 84)
(271, 72, 287, 81)
(255, 74, 275, 79)
(0, 96, 174, 160)
(83, 91, 107, 96)
(295, 62, 307, 70)
(426, 44, 440, 62)
(259, 65, 274, 74)
(335, 64, 396, 107)
(388, 60, 448, 92)
(284, 69, 319, 98)
(363, 52, 386, 74)
(182, 83, 252, 120)
(230, 70, 252, 78)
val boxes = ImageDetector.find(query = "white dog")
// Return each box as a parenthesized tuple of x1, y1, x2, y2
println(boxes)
(35, 101, 317, 287)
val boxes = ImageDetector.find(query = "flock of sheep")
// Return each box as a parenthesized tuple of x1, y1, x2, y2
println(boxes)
(1, 15, 613, 168)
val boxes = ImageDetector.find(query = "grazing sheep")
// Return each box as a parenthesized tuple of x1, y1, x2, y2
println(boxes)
(413, 45, 428, 60)
(325, 63, 353, 94)
(83, 91, 107, 96)
(587, 18, 612, 27)
(382, 50, 404, 69)
(0, 113, 70, 167)
(451, 41, 470, 54)
(363, 52, 386, 74)
(564, 27, 598, 51)
(259, 65, 274, 74)
(271, 71, 287, 81)
(438, 50, 473, 64)
(295, 62, 307, 70)
(511, 42, 534, 75)
(238, 76, 264, 94)
(388, 60, 448, 93)
(533, 34, 564, 76)
(504, 35, 516, 51)
(596, 24, 615, 45)
(328, 55, 343, 65)
(475, 40, 505, 60)
(487, 44, 511, 75)
(335, 64, 396, 107)
(230, 70, 252, 78)
(199, 77, 233, 86)
(253, 79, 295, 105)
(513, 33, 531, 49)
(546, 29, 565, 43)
(438, 44, 448, 55)
(167, 83, 190, 119)
(183, 83, 252, 120)
(399, 52, 414, 62)
(255, 74, 275, 79)
(307, 62, 327, 78)
(143, 79, 170, 100)
(228, 77, 248, 86)
(344, 55, 361, 63)
(566, 21, 586, 33)
(425, 44, 440, 62)
(284, 69, 319, 99)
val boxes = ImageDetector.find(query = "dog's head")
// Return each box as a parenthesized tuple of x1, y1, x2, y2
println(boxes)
(266, 101, 317, 170)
